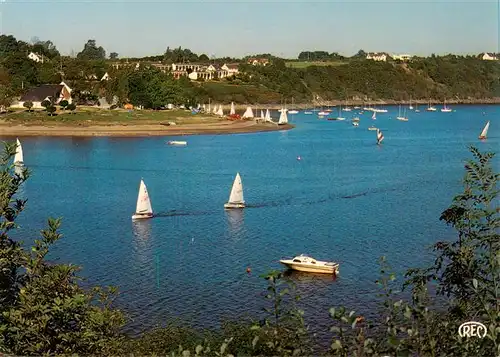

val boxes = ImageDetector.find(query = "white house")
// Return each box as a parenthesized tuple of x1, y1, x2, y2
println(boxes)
(366, 52, 387, 62)
(391, 54, 412, 61)
(11, 83, 72, 109)
(101, 72, 110, 81)
(27, 52, 43, 63)
(481, 53, 498, 60)
(221, 63, 239, 75)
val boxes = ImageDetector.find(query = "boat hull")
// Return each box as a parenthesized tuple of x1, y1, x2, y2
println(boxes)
(280, 260, 339, 274)
(131, 213, 153, 220)
(167, 141, 187, 146)
(224, 202, 245, 209)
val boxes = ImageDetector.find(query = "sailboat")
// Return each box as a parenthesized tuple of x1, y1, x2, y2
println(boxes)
(441, 100, 452, 112)
(14, 138, 24, 166)
(479, 121, 490, 140)
(409, 98, 414, 110)
(131, 179, 153, 220)
(242, 106, 254, 119)
(216, 104, 224, 116)
(396, 105, 409, 121)
(265, 109, 273, 122)
(260, 110, 265, 119)
(426, 100, 437, 112)
(212, 105, 218, 114)
(342, 100, 352, 112)
(371, 111, 377, 120)
(335, 105, 345, 120)
(224, 172, 245, 209)
(376, 129, 384, 145)
(230, 102, 236, 116)
(288, 98, 299, 114)
(278, 108, 288, 125)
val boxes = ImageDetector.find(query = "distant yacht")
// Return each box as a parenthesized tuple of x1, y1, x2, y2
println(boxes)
(479, 121, 490, 140)
(336, 105, 345, 120)
(441, 100, 452, 112)
(426, 100, 437, 111)
(14, 138, 24, 167)
(396, 105, 409, 121)
(409, 98, 414, 110)
(131, 179, 153, 220)
(224, 173, 245, 209)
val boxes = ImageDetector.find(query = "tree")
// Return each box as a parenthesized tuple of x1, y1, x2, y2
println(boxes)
(22, 101, 33, 112)
(109, 52, 119, 60)
(198, 54, 209, 62)
(41, 99, 51, 109)
(77, 40, 106, 60)
(352, 49, 367, 58)
(46, 105, 57, 116)
(59, 100, 69, 110)
(0, 142, 125, 355)
(67, 103, 76, 113)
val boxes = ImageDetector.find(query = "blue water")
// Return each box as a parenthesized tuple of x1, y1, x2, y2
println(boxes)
(7, 105, 499, 338)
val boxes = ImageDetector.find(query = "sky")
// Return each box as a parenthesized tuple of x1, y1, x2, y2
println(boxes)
(2, 0, 499, 59)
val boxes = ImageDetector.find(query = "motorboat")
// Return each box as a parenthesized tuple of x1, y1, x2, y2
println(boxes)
(279, 254, 339, 274)
(352, 122, 359, 127)
(167, 141, 187, 146)
(368, 126, 378, 131)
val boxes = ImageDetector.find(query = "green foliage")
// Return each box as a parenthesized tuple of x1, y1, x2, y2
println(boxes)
(0, 142, 125, 355)
(59, 99, 69, 110)
(109, 52, 119, 60)
(77, 39, 106, 60)
(41, 99, 51, 109)
(46, 105, 57, 116)
(22, 101, 33, 111)
(66, 102, 76, 113)
(298, 51, 345, 61)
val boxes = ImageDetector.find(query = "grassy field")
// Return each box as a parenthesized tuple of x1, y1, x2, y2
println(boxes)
(1, 107, 223, 125)
(285, 60, 348, 68)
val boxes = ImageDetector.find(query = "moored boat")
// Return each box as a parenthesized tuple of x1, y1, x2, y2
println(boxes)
(279, 254, 339, 274)
(479, 121, 490, 140)
(14, 138, 24, 166)
(167, 140, 187, 146)
(224, 172, 245, 209)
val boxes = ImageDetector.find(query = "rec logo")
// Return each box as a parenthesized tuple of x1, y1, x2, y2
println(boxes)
(458, 321, 487, 338)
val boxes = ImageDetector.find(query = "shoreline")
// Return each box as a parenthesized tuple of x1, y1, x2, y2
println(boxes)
(0, 120, 294, 138)
(230, 98, 500, 110)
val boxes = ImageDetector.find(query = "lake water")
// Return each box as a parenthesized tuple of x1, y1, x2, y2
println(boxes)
(7, 105, 499, 340)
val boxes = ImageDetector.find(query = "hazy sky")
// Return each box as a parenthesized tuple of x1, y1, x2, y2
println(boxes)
(2, 0, 499, 58)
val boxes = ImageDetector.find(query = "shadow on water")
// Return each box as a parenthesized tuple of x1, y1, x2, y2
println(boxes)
(282, 269, 339, 284)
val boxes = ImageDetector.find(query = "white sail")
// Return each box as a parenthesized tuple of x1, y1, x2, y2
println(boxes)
(377, 129, 384, 144)
(372, 111, 376, 120)
(479, 121, 490, 139)
(278, 108, 288, 125)
(260, 110, 264, 119)
(230, 102, 235, 115)
(14, 138, 23, 165)
(265, 109, 272, 122)
(217, 104, 224, 116)
(227, 173, 244, 204)
(242, 106, 254, 118)
(202, 104, 206, 111)
(135, 179, 153, 215)
(213, 105, 217, 114)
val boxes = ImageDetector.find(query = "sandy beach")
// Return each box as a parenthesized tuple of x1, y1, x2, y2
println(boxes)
(0, 119, 294, 137)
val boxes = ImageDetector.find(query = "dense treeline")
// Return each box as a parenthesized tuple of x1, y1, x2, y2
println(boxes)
(1, 34, 499, 109)
(0, 144, 498, 356)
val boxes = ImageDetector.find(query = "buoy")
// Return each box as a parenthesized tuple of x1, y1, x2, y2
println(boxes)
(297, 156, 301, 161)
(246, 267, 251, 274)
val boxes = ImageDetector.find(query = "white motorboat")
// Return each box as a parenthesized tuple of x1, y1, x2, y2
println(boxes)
(167, 141, 187, 146)
(131, 179, 153, 220)
(224, 172, 245, 209)
(368, 126, 378, 131)
(14, 138, 24, 166)
(352, 122, 359, 127)
(279, 254, 339, 274)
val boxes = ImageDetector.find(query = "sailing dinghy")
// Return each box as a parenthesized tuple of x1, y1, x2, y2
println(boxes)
(278, 108, 288, 125)
(14, 138, 24, 166)
(132, 179, 153, 220)
(224, 173, 245, 209)
(376, 129, 384, 145)
(479, 121, 490, 140)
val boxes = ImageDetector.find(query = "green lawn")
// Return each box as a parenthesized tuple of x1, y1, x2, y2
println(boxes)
(1, 108, 222, 125)
(285, 60, 349, 68)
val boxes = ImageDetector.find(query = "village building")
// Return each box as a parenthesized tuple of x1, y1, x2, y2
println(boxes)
(366, 52, 387, 62)
(27, 52, 44, 63)
(481, 52, 498, 60)
(391, 54, 412, 61)
(247, 58, 269, 66)
(11, 82, 72, 109)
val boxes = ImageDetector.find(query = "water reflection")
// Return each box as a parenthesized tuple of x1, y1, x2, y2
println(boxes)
(131, 219, 153, 268)
(225, 209, 245, 238)
(282, 270, 338, 298)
